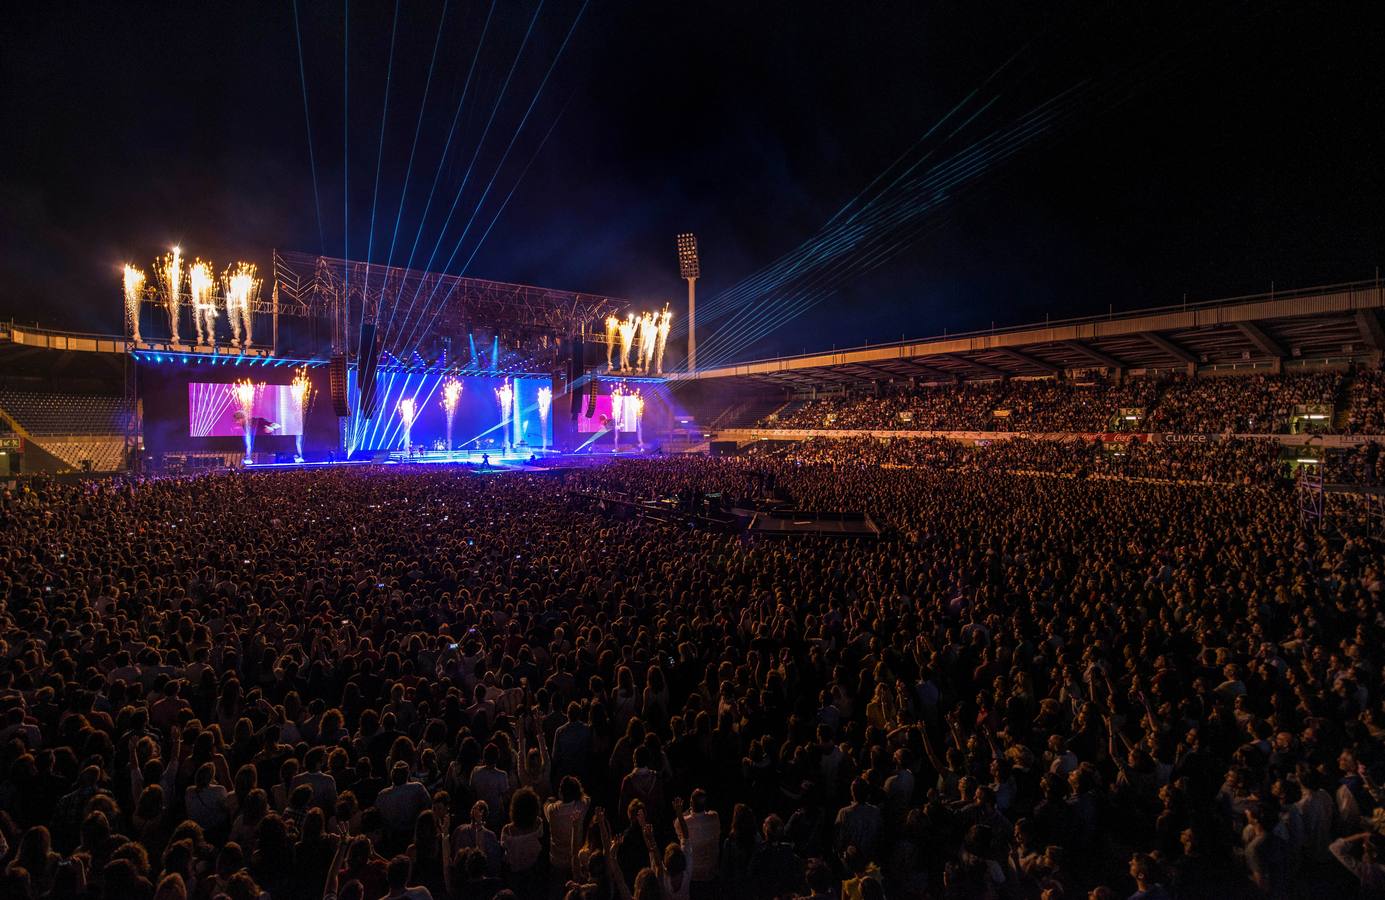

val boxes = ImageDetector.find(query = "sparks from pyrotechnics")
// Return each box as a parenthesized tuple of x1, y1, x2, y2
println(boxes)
(536, 385, 552, 450)
(638, 311, 657, 373)
(155, 247, 183, 344)
(654, 307, 671, 375)
(123, 265, 145, 343)
(604, 315, 619, 369)
(223, 262, 260, 348)
(189, 260, 217, 346)
(441, 377, 463, 453)
(398, 396, 418, 453)
(618, 314, 636, 371)
(495, 379, 514, 450)
(290, 368, 314, 461)
(611, 383, 630, 450)
(627, 389, 644, 447)
(229, 379, 262, 463)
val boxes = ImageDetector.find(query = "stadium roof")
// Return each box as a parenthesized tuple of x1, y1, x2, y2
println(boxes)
(683, 280, 1385, 389)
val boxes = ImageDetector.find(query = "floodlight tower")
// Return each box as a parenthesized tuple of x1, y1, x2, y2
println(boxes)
(676, 233, 700, 372)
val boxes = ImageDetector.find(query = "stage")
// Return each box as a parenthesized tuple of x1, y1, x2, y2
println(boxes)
(231, 445, 660, 473)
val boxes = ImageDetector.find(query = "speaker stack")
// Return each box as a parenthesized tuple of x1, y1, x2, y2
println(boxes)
(569, 335, 584, 420)
(358, 322, 380, 419)
(328, 354, 350, 417)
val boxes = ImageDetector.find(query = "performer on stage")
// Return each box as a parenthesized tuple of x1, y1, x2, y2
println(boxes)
(232, 410, 281, 436)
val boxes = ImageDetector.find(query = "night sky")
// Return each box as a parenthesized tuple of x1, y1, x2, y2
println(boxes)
(2, 2, 1382, 361)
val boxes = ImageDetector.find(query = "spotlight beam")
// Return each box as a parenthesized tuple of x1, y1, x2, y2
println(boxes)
(362, 0, 403, 306)
(378, 0, 496, 343)
(381, 0, 546, 356)
(291, 0, 325, 251)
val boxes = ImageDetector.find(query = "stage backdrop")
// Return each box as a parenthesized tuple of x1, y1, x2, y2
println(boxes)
(345, 370, 554, 454)
(139, 360, 339, 458)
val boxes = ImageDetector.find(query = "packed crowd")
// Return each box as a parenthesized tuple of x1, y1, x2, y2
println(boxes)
(771, 383, 1002, 432)
(757, 370, 1371, 436)
(1, 449, 1384, 900)
(744, 435, 1289, 486)
(1146, 374, 1341, 436)
(1348, 371, 1385, 436)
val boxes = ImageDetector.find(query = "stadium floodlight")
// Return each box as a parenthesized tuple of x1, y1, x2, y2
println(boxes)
(676, 233, 699, 371)
(676, 233, 700, 279)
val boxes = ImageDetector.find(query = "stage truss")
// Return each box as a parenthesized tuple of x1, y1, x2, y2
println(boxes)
(272, 250, 629, 361)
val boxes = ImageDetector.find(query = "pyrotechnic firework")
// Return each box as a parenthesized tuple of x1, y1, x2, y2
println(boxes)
(611, 383, 632, 451)
(398, 396, 418, 453)
(536, 386, 552, 450)
(628, 390, 645, 447)
(495, 379, 514, 450)
(123, 265, 145, 343)
(638, 312, 658, 373)
(441, 377, 463, 454)
(229, 379, 262, 463)
(223, 262, 260, 347)
(605, 316, 619, 369)
(654, 307, 672, 374)
(618, 315, 636, 371)
(189, 259, 217, 346)
(291, 368, 313, 461)
(155, 247, 183, 344)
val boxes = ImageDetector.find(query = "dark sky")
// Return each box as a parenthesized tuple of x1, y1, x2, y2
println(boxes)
(2, 1, 1382, 361)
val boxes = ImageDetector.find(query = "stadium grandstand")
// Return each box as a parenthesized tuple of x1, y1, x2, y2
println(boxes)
(8, 6, 1385, 900)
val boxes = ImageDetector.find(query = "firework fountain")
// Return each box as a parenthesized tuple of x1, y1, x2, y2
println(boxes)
(537, 386, 552, 450)
(155, 247, 183, 344)
(441, 377, 463, 457)
(189, 259, 217, 346)
(654, 307, 672, 375)
(638, 312, 658, 373)
(397, 397, 418, 455)
(123, 265, 145, 343)
(229, 379, 261, 464)
(605, 315, 619, 369)
(223, 262, 259, 348)
(628, 390, 645, 449)
(290, 368, 313, 462)
(495, 379, 514, 451)
(611, 383, 631, 452)
(618, 315, 636, 371)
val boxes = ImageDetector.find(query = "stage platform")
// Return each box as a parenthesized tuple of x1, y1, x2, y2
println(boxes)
(741, 509, 881, 538)
(234, 446, 656, 473)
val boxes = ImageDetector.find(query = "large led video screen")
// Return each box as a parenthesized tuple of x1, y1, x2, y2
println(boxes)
(188, 382, 305, 437)
(577, 394, 640, 433)
(345, 370, 553, 453)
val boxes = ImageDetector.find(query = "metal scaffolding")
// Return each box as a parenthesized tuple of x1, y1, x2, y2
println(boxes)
(272, 250, 630, 362)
